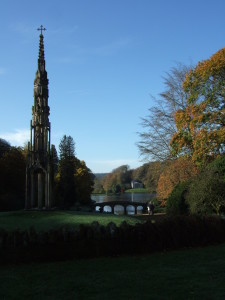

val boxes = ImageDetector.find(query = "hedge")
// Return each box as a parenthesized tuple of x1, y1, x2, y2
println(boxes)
(0, 215, 225, 264)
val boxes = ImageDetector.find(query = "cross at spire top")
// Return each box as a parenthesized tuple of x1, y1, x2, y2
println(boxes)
(37, 25, 46, 35)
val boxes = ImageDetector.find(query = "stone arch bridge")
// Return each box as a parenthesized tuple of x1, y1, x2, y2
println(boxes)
(94, 200, 148, 215)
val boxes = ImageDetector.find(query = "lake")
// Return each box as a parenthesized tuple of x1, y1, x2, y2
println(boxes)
(91, 193, 155, 215)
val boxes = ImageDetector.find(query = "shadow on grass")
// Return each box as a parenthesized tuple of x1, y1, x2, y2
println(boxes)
(1, 243, 225, 299)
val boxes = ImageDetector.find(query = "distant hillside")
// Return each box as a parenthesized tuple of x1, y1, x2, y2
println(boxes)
(94, 173, 108, 180)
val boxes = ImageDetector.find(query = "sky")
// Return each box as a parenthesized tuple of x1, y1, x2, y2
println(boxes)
(0, 0, 224, 173)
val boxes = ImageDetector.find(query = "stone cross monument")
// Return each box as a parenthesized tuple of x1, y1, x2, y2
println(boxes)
(25, 26, 52, 209)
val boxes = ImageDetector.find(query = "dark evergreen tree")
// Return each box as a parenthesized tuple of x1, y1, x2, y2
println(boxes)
(51, 144, 59, 175)
(58, 135, 76, 208)
(59, 135, 75, 160)
(0, 138, 11, 158)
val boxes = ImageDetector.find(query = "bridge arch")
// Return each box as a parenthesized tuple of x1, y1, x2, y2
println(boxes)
(126, 204, 135, 215)
(103, 205, 112, 213)
(94, 201, 147, 215)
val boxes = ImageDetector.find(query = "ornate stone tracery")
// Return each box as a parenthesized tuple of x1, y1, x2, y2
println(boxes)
(26, 27, 52, 209)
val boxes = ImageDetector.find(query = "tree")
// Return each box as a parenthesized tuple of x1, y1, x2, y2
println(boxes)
(170, 47, 225, 166)
(0, 138, 11, 158)
(93, 177, 105, 194)
(74, 159, 94, 205)
(101, 165, 132, 193)
(187, 170, 225, 215)
(101, 172, 117, 193)
(56, 135, 94, 208)
(185, 154, 225, 215)
(51, 144, 59, 176)
(132, 161, 164, 193)
(157, 157, 198, 201)
(58, 135, 76, 208)
(137, 64, 191, 161)
(166, 181, 189, 215)
(59, 135, 75, 160)
(0, 146, 26, 210)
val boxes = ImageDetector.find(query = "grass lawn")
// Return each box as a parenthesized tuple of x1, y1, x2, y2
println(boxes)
(125, 188, 150, 193)
(1, 243, 225, 299)
(0, 210, 144, 232)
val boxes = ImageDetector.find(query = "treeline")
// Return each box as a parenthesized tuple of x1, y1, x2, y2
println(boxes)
(93, 161, 164, 194)
(0, 139, 26, 210)
(136, 47, 225, 215)
(0, 135, 94, 211)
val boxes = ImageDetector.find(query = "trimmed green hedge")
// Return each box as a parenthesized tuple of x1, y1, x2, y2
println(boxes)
(1, 215, 225, 264)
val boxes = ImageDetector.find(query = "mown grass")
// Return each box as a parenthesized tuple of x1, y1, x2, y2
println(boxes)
(1, 243, 225, 299)
(125, 188, 149, 193)
(0, 210, 144, 232)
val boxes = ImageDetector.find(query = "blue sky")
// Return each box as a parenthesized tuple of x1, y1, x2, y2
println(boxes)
(0, 0, 224, 173)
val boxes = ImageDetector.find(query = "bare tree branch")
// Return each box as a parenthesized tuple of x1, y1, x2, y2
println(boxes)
(137, 63, 191, 162)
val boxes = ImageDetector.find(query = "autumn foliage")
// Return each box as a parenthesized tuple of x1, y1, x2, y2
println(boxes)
(157, 157, 198, 201)
(170, 47, 225, 165)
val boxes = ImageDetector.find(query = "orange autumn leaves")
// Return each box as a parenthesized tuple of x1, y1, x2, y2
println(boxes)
(157, 47, 225, 201)
(170, 47, 225, 166)
(157, 157, 198, 200)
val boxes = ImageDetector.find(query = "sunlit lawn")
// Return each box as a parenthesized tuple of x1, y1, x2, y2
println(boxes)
(0, 210, 145, 232)
(1, 243, 225, 299)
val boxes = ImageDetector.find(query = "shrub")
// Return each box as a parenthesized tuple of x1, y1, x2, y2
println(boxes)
(166, 181, 189, 215)
(186, 170, 225, 215)
(208, 155, 225, 177)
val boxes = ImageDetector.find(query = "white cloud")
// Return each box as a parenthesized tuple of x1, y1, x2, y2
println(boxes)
(0, 129, 30, 147)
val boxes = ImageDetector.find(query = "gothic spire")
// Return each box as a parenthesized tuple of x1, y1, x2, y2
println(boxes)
(37, 25, 46, 73)
(34, 25, 48, 85)
(38, 33, 45, 61)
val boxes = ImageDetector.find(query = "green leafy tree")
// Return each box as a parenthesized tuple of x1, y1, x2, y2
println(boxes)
(187, 170, 225, 215)
(132, 161, 164, 193)
(186, 155, 225, 215)
(74, 159, 94, 205)
(166, 181, 189, 215)
(93, 178, 105, 194)
(56, 135, 94, 208)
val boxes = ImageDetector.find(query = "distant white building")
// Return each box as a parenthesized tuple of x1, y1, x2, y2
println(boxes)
(131, 180, 144, 189)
